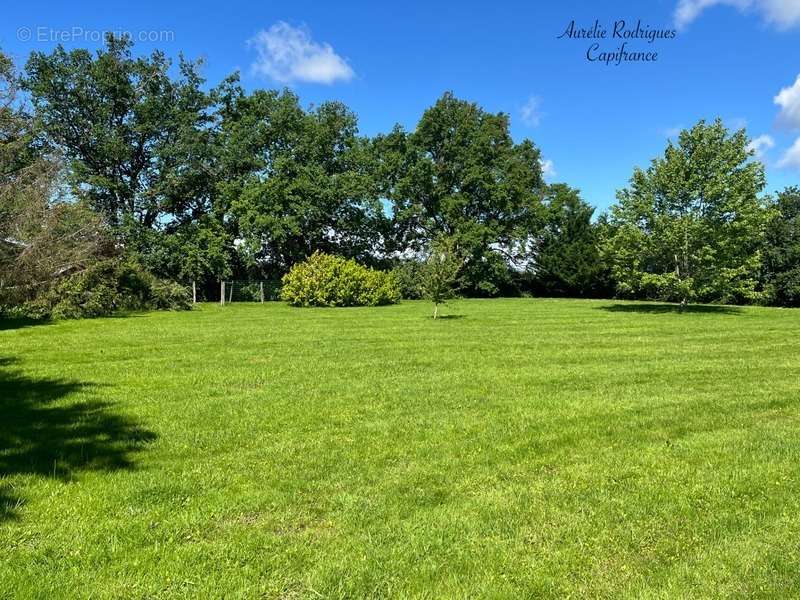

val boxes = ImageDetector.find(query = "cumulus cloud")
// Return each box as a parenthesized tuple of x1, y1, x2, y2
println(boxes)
(249, 22, 355, 85)
(540, 158, 556, 179)
(675, 0, 800, 30)
(746, 134, 776, 157)
(778, 137, 800, 170)
(775, 74, 800, 129)
(521, 96, 543, 127)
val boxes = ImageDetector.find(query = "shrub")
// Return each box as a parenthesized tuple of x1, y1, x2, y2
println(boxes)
(20, 260, 191, 319)
(392, 260, 424, 299)
(281, 252, 401, 307)
(148, 278, 194, 311)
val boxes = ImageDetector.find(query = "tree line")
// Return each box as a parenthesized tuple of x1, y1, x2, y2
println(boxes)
(2, 35, 799, 316)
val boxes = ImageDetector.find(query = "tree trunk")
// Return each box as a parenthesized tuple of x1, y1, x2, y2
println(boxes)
(192, 280, 197, 304)
(220, 281, 225, 306)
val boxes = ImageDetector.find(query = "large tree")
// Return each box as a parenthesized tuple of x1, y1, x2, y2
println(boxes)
(375, 92, 545, 296)
(1, 49, 109, 308)
(763, 186, 800, 306)
(23, 34, 210, 230)
(224, 87, 386, 275)
(602, 119, 770, 305)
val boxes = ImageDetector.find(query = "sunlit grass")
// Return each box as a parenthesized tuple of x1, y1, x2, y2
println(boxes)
(1, 299, 799, 597)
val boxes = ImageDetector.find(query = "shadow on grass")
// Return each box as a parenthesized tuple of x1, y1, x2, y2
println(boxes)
(0, 357, 156, 522)
(0, 317, 50, 332)
(433, 314, 466, 320)
(597, 303, 743, 315)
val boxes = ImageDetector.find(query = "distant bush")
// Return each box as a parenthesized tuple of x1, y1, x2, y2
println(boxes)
(18, 260, 191, 319)
(281, 252, 400, 307)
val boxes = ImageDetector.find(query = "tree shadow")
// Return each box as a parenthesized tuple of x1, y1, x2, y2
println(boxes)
(0, 357, 156, 522)
(596, 303, 743, 315)
(433, 314, 466, 320)
(0, 316, 50, 332)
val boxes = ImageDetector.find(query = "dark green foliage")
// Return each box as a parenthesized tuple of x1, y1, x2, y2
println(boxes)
(392, 260, 425, 299)
(20, 260, 191, 319)
(11, 35, 793, 310)
(532, 184, 607, 297)
(121, 218, 232, 284)
(223, 280, 282, 302)
(763, 187, 800, 306)
(225, 88, 387, 274)
(22, 34, 211, 229)
(0, 50, 40, 185)
(281, 252, 400, 307)
(375, 92, 544, 296)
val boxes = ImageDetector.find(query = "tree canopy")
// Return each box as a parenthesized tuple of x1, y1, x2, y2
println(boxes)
(531, 184, 607, 297)
(763, 186, 800, 307)
(23, 36, 210, 229)
(2, 35, 797, 316)
(376, 92, 545, 295)
(602, 119, 770, 305)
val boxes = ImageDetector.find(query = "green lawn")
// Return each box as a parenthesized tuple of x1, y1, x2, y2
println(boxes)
(2, 299, 800, 598)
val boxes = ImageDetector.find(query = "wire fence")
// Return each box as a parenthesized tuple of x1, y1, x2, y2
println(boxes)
(218, 280, 282, 304)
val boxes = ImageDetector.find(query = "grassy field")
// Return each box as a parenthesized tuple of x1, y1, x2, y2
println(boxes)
(1, 298, 800, 598)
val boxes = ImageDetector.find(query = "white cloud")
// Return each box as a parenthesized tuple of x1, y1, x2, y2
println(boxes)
(775, 74, 800, 129)
(746, 134, 776, 157)
(521, 96, 543, 127)
(760, 0, 800, 27)
(663, 125, 684, 138)
(675, 0, 742, 29)
(778, 137, 800, 169)
(675, 0, 800, 29)
(540, 158, 556, 179)
(249, 22, 355, 85)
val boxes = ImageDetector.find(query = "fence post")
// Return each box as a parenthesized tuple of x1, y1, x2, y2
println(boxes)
(220, 281, 225, 306)
(260, 281, 265, 303)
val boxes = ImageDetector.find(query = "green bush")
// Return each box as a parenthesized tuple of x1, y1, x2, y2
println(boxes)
(392, 260, 424, 299)
(281, 252, 401, 307)
(20, 260, 191, 319)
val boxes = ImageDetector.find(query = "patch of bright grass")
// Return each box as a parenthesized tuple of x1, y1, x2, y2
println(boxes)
(1, 299, 799, 597)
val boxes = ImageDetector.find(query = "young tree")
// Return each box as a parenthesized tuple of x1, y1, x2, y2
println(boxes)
(532, 184, 605, 297)
(376, 92, 545, 296)
(763, 186, 800, 306)
(602, 119, 770, 306)
(419, 237, 462, 319)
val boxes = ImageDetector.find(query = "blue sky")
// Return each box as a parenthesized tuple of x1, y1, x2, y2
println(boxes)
(2, 0, 800, 213)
